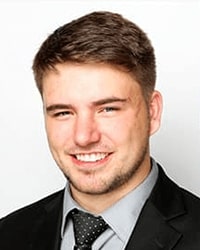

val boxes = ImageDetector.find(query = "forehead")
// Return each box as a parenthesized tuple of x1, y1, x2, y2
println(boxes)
(42, 63, 141, 103)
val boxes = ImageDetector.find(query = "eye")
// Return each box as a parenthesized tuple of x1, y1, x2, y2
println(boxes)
(104, 107, 117, 112)
(100, 106, 120, 114)
(53, 110, 73, 118)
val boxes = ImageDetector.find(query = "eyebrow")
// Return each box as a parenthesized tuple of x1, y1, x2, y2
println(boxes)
(45, 104, 73, 113)
(45, 97, 128, 113)
(92, 97, 128, 106)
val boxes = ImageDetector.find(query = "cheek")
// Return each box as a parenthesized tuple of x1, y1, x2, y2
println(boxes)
(101, 118, 136, 146)
(45, 121, 70, 148)
(113, 114, 149, 147)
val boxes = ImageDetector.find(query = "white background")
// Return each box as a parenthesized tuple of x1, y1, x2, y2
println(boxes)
(0, 0, 199, 218)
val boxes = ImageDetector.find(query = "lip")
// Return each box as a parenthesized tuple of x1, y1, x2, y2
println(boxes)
(70, 152, 112, 168)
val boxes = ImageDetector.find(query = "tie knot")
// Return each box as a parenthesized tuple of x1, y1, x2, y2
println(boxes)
(71, 209, 108, 250)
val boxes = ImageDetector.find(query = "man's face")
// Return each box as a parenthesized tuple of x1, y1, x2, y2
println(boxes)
(42, 63, 162, 197)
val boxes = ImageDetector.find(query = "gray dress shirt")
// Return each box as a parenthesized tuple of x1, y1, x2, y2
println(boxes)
(60, 159, 158, 250)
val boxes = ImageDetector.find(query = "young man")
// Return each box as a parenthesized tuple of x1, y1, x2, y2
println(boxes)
(0, 11, 200, 250)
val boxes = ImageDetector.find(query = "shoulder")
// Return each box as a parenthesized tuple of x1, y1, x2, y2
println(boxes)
(0, 190, 64, 249)
(153, 164, 200, 224)
(172, 187, 200, 246)
(177, 184, 200, 216)
(146, 164, 200, 248)
(0, 189, 64, 229)
(162, 165, 200, 204)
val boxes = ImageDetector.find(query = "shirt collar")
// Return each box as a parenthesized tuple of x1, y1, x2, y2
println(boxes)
(61, 158, 158, 241)
(61, 184, 79, 238)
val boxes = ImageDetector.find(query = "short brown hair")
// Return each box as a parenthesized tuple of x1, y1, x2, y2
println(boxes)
(32, 11, 156, 99)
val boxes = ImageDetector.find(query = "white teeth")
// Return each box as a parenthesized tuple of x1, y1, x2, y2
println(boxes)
(75, 153, 108, 162)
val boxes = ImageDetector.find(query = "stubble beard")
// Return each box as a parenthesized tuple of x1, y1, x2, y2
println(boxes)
(65, 138, 149, 196)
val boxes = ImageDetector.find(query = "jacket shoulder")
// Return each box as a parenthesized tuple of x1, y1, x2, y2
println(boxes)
(0, 189, 64, 231)
(0, 190, 64, 250)
(153, 164, 200, 213)
(178, 185, 200, 218)
(152, 165, 200, 244)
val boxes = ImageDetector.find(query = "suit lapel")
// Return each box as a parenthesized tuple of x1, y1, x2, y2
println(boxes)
(125, 201, 182, 250)
(126, 165, 186, 250)
(29, 191, 64, 250)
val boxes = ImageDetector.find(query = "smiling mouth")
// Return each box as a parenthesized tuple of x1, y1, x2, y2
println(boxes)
(73, 153, 110, 162)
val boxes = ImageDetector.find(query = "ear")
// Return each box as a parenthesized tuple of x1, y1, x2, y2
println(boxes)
(149, 90, 163, 136)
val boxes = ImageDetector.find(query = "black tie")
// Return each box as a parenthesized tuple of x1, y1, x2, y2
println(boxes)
(71, 208, 108, 250)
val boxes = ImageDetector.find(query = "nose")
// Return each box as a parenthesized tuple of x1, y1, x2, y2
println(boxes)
(73, 112, 101, 147)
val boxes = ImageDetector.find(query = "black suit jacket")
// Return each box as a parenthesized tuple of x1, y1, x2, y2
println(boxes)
(1, 165, 200, 250)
